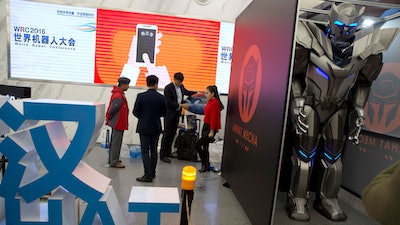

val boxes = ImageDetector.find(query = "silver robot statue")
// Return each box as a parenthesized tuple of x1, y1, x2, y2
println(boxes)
(287, 3, 399, 222)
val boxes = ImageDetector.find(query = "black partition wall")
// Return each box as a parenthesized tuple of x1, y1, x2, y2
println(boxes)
(221, 0, 298, 225)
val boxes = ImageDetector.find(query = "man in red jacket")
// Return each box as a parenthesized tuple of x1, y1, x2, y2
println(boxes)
(106, 77, 130, 168)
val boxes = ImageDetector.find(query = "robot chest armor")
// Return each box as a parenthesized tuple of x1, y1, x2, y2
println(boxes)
(305, 53, 367, 105)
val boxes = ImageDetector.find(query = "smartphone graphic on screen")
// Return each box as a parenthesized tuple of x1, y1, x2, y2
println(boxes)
(136, 24, 157, 66)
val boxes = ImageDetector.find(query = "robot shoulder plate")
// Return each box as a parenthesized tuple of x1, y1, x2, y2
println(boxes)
(296, 21, 331, 57)
(296, 21, 313, 49)
(354, 27, 400, 60)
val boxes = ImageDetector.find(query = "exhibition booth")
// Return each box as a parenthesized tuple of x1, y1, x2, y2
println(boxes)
(1, 0, 400, 225)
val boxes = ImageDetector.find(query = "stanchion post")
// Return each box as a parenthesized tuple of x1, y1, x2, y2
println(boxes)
(180, 166, 196, 225)
(106, 129, 110, 165)
(105, 129, 110, 148)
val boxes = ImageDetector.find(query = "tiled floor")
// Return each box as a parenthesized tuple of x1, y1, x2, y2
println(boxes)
(81, 145, 380, 225)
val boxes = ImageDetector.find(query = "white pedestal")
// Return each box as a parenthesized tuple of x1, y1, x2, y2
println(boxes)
(128, 186, 180, 225)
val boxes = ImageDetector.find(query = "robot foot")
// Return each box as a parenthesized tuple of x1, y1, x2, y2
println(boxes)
(313, 198, 347, 221)
(286, 197, 310, 221)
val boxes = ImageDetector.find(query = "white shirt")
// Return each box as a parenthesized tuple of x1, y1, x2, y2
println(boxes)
(175, 84, 182, 110)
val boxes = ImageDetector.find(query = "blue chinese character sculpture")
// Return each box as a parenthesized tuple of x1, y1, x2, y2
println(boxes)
(0, 99, 127, 225)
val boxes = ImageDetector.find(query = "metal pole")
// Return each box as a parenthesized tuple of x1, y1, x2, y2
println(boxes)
(180, 190, 194, 225)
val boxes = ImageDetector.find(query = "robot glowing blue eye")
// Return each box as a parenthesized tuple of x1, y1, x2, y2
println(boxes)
(334, 20, 345, 26)
(349, 22, 358, 27)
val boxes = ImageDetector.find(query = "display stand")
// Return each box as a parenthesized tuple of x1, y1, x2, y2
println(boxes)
(128, 186, 180, 225)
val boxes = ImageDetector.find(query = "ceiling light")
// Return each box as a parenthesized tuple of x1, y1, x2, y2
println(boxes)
(194, 0, 212, 6)
(361, 18, 375, 28)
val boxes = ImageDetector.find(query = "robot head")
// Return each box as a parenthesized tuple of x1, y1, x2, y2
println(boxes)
(328, 3, 365, 41)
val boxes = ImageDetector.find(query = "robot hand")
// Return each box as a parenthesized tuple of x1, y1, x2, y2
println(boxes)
(290, 97, 308, 135)
(348, 116, 364, 145)
(295, 108, 309, 135)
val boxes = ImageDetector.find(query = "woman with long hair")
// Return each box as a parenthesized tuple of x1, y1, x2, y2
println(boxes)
(195, 85, 224, 173)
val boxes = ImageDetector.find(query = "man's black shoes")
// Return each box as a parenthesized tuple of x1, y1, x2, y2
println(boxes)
(160, 157, 171, 163)
(136, 175, 152, 183)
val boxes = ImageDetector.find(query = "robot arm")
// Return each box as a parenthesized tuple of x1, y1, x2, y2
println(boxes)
(348, 53, 383, 144)
(290, 46, 309, 135)
(348, 106, 365, 145)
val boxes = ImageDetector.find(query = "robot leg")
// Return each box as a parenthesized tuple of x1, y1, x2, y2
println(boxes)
(313, 158, 347, 221)
(287, 105, 319, 221)
(314, 108, 347, 221)
(287, 153, 312, 221)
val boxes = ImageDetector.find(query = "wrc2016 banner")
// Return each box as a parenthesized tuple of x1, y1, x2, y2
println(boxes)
(9, 0, 234, 93)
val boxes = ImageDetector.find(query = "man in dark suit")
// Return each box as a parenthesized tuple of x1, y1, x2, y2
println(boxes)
(160, 72, 196, 163)
(133, 75, 167, 182)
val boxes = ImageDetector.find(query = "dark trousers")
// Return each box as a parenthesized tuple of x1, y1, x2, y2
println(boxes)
(195, 124, 215, 166)
(109, 129, 124, 166)
(160, 115, 179, 158)
(140, 133, 160, 178)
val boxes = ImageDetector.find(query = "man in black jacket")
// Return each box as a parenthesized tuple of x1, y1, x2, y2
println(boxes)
(160, 72, 196, 163)
(133, 75, 167, 182)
